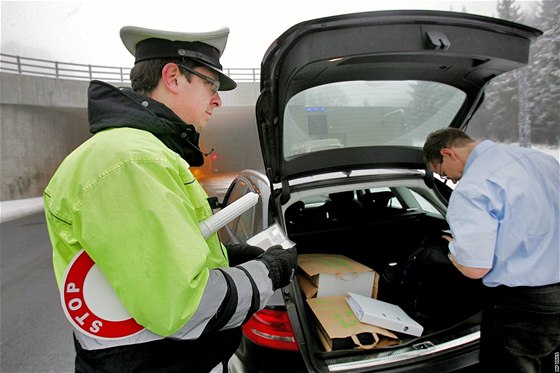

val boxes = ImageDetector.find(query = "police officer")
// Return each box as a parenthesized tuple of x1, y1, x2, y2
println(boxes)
(44, 25, 296, 372)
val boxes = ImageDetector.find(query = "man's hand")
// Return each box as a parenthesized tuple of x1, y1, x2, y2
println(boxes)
(257, 245, 297, 290)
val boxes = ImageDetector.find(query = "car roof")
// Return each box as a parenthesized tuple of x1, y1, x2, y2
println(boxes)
(255, 10, 542, 184)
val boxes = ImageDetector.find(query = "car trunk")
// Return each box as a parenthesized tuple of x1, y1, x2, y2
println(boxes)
(277, 178, 484, 371)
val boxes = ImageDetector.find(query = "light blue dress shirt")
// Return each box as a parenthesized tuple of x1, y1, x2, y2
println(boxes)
(447, 140, 559, 287)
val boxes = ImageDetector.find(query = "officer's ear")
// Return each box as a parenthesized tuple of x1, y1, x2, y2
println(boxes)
(160, 63, 182, 94)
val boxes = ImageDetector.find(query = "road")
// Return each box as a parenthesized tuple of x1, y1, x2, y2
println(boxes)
(1, 212, 74, 373)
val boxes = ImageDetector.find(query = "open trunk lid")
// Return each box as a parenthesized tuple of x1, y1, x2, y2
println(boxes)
(256, 10, 542, 185)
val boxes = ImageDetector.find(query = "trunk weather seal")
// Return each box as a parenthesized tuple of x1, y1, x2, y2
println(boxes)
(325, 330, 480, 371)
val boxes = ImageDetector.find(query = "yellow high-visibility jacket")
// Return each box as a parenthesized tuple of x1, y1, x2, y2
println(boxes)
(44, 81, 273, 373)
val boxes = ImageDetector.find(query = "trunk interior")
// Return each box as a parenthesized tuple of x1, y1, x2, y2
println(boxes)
(282, 185, 484, 367)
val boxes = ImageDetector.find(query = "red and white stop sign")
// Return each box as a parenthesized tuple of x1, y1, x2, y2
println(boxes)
(61, 249, 144, 339)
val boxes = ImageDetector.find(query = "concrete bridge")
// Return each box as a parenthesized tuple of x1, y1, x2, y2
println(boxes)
(0, 72, 262, 201)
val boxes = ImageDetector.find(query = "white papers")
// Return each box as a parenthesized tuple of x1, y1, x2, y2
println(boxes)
(346, 292, 423, 337)
(247, 223, 295, 250)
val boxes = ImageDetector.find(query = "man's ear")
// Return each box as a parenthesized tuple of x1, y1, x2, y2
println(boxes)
(440, 147, 456, 160)
(160, 63, 181, 94)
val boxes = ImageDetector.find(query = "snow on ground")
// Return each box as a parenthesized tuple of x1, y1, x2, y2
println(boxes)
(533, 144, 559, 161)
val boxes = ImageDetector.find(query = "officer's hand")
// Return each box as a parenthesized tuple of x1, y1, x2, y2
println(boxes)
(227, 243, 265, 267)
(257, 245, 297, 290)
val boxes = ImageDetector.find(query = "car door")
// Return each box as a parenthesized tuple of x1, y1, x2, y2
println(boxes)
(218, 172, 269, 245)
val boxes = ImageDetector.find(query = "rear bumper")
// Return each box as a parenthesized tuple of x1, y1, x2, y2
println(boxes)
(229, 337, 306, 373)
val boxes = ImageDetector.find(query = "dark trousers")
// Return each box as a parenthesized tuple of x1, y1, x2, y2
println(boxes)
(74, 327, 241, 373)
(480, 283, 560, 373)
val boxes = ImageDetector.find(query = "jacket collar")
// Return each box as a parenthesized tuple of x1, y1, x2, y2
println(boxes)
(87, 80, 204, 166)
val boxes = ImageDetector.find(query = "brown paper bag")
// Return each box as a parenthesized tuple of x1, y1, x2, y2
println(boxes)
(307, 296, 400, 351)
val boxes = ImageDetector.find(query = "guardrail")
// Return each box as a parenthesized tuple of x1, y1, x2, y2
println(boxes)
(0, 53, 260, 83)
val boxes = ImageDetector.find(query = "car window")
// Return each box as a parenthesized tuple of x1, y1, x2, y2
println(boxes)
(283, 80, 466, 158)
(301, 194, 330, 208)
(409, 189, 444, 217)
(224, 179, 257, 242)
(360, 186, 444, 217)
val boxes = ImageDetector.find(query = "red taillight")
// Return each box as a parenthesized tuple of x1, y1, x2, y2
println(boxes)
(242, 309, 299, 351)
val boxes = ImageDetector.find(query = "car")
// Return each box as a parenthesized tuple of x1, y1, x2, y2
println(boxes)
(214, 9, 541, 373)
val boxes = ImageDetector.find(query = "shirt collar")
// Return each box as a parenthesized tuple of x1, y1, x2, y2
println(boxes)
(464, 140, 496, 172)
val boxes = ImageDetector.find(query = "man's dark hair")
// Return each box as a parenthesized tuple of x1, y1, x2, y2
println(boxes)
(130, 58, 199, 95)
(423, 128, 475, 165)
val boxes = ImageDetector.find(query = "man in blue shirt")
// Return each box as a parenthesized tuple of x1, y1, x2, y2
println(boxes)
(423, 128, 559, 373)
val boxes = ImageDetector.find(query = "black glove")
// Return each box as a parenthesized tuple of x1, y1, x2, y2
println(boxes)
(227, 243, 265, 267)
(257, 245, 298, 290)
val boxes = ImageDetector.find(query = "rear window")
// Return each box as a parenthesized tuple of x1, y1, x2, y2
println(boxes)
(283, 80, 466, 159)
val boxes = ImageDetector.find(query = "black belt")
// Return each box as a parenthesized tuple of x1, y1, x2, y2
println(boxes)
(486, 282, 560, 297)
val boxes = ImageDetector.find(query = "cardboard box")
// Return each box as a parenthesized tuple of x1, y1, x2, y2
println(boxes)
(298, 254, 377, 298)
(307, 296, 400, 351)
(298, 274, 319, 299)
(346, 292, 424, 337)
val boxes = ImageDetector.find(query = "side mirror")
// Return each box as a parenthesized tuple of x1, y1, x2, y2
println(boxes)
(207, 197, 222, 210)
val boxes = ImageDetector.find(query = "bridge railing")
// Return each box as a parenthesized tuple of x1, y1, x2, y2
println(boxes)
(0, 53, 260, 83)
